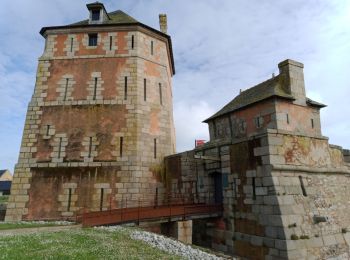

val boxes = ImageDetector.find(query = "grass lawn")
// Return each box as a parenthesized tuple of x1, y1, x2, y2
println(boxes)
(0, 195, 9, 204)
(0, 221, 71, 230)
(0, 227, 180, 259)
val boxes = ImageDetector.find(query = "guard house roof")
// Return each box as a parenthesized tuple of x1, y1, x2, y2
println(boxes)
(203, 74, 326, 123)
(0, 170, 8, 178)
(39, 6, 175, 75)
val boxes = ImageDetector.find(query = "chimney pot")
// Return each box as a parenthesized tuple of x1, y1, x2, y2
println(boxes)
(159, 14, 167, 34)
(278, 59, 306, 106)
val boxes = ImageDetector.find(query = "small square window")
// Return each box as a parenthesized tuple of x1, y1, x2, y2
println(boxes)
(91, 10, 100, 21)
(88, 34, 98, 46)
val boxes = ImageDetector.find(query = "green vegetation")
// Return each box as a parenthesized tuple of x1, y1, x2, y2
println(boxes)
(288, 223, 297, 228)
(0, 195, 9, 204)
(0, 221, 69, 230)
(290, 234, 299, 240)
(0, 228, 180, 259)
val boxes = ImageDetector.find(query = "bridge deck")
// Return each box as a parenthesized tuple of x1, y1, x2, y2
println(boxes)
(79, 203, 223, 227)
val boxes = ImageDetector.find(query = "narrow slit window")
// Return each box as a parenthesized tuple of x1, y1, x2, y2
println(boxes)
(67, 188, 72, 211)
(252, 177, 256, 200)
(63, 78, 69, 101)
(46, 125, 51, 136)
(70, 38, 74, 52)
(58, 137, 63, 158)
(109, 36, 112, 50)
(88, 34, 98, 46)
(159, 83, 162, 105)
(124, 77, 128, 100)
(88, 137, 93, 158)
(93, 77, 97, 100)
(144, 78, 147, 101)
(131, 35, 134, 49)
(286, 114, 289, 124)
(255, 116, 264, 128)
(120, 136, 123, 157)
(299, 176, 307, 196)
(154, 138, 157, 158)
(311, 119, 314, 128)
(151, 41, 154, 55)
(232, 178, 237, 198)
(100, 188, 104, 211)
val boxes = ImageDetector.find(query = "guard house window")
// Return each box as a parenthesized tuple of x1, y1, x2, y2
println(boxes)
(91, 10, 100, 21)
(89, 34, 98, 46)
(255, 116, 264, 128)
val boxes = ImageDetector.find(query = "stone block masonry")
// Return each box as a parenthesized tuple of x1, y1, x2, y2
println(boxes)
(165, 59, 350, 259)
(6, 5, 176, 222)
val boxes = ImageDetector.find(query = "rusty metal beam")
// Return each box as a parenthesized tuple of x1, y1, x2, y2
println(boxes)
(79, 203, 223, 227)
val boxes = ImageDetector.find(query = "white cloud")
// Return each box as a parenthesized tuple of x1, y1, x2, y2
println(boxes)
(174, 100, 214, 152)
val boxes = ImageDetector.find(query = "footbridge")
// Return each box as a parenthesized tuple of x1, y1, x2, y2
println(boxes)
(79, 202, 223, 227)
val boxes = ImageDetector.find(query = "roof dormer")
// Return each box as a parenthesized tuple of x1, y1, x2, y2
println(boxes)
(87, 2, 110, 24)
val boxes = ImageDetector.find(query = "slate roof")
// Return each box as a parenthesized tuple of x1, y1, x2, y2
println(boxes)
(0, 170, 7, 178)
(203, 74, 326, 123)
(39, 8, 175, 74)
(71, 10, 139, 26)
(204, 75, 294, 122)
(0, 181, 11, 191)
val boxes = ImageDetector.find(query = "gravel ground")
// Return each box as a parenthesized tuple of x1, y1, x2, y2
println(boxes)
(98, 226, 234, 260)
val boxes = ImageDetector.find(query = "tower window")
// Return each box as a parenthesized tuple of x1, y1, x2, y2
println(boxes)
(91, 10, 100, 21)
(144, 78, 147, 101)
(46, 125, 51, 136)
(67, 188, 72, 212)
(100, 188, 104, 211)
(131, 35, 134, 49)
(88, 137, 93, 158)
(154, 138, 157, 158)
(88, 34, 98, 46)
(120, 136, 123, 157)
(159, 83, 162, 105)
(70, 38, 74, 52)
(286, 114, 289, 124)
(151, 41, 154, 55)
(124, 77, 128, 100)
(311, 119, 314, 128)
(109, 36, 112, 50)
(63, 78, 69, 101)
(93, 77, 98, 100)
(58, 137, 63, 158)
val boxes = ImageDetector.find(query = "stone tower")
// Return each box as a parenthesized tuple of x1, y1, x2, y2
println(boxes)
(6, 2, 176, 221)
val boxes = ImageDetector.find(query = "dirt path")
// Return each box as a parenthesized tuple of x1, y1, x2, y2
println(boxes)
(0, 224, 82, 237)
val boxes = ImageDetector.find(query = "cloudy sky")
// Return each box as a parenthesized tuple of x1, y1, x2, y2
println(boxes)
(0, 0, 349, 172)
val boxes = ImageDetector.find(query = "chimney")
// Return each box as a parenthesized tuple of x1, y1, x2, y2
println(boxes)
(159, 14, 167, 34)
(278, 59, 306, 106)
